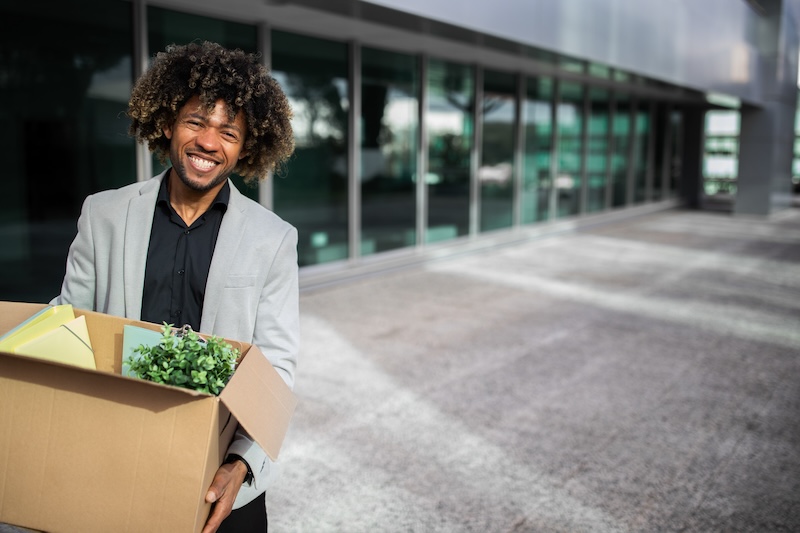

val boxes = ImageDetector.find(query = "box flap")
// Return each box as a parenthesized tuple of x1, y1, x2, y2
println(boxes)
(219, 345, 297, 461)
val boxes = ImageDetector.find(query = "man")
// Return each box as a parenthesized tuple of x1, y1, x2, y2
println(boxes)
(51, 41, 298, 532)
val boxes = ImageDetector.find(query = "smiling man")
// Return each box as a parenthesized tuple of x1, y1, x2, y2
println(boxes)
(52, 42, 297, 533)
(166, 96, 248, 195)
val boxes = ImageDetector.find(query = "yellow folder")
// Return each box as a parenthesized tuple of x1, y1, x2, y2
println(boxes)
(0, 304, 75, 353)
(13, 315, 96, 370)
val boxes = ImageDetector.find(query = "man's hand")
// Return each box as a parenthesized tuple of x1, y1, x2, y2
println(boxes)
(201, 460, 247, 533)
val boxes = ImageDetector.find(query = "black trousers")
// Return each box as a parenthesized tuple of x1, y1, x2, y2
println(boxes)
(217, 496, 268, 533)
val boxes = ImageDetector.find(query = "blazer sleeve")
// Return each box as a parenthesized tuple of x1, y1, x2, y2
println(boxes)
(227, 223, 300, 508)
(253, 224, 300, 389)
(51, 195, 97, 310)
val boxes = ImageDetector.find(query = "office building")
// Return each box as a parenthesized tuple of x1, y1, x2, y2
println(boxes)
(2, 0, 798, 300)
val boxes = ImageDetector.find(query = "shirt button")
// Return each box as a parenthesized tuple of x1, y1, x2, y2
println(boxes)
(178, 269, 185, 275)
(184, 230, 190, 235)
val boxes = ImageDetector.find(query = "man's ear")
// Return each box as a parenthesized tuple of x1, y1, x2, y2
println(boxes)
(163, 124, 173, 140)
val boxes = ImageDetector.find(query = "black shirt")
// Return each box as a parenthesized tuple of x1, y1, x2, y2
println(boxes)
(140, 177, 229, 331)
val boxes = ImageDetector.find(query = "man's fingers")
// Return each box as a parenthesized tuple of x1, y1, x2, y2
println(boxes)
(205, 463, 238, 503)
(205, 474, 226, 503)
(202, 462, 246, 532)
(201, 502, 229, 533)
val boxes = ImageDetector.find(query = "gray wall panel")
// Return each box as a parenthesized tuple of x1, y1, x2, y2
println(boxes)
(363, 0, 798, 104)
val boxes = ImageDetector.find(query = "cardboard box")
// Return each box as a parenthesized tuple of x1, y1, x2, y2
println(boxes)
(0, 301, 296, 533)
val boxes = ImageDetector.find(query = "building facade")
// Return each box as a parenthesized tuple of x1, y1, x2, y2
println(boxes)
(1, 0, 798, 301)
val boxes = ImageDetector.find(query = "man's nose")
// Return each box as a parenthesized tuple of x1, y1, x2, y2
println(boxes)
(196, 128, 220, 151)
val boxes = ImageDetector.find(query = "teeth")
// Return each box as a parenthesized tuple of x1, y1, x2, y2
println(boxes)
(189, 155, 216, 170)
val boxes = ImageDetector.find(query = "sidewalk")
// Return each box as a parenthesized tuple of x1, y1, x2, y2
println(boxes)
(2, 207, 797, 533)
(269, 207, 800, 532)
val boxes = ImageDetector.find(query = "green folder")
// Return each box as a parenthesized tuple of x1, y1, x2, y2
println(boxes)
(121, 325, 163, 378)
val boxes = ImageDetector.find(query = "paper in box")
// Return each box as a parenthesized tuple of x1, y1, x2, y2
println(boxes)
(0, 301, 297, 533)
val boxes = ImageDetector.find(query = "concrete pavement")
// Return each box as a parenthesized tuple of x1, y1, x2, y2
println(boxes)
(2, 206, 798, 532)
(268, 207, 800, 532)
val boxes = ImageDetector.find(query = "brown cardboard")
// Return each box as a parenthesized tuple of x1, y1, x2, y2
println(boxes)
(0, 301, 296, 533)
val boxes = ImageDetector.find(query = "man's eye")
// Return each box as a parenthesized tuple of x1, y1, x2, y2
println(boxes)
(223, 132, 238, 141)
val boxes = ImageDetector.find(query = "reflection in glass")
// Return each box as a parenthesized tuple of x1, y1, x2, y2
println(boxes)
(633, 101, 650, 203)
(589, 63, 611, 79)
(668, 111, 684, 198)
(586, 88, 610, 212)
(559, 56, 585, 74)
(272, 31, 349, 266)
(652, 105, 670, 202)
(703, 110, 739, 196)
(556, 81, 584, 217)
(522, 77, 553, 223)
(147, 6, 259, 201)
(613, 70, 631, 83)
(0, 0, 133, 302)
(426, 59, 474, 243)
(794, 96, 800, 187)
(792, 85, 800, 187)
(361, 47, 419, 254)
(612, 93, 631, 207)
(480, 69, 516, 232)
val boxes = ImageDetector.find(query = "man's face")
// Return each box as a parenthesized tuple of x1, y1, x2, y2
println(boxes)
(163, 95, 248, 193)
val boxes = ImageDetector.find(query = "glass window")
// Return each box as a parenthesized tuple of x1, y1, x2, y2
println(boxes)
(149, 7, 257, 53)
(633, 101, 651, 204)
(586, 88, 610, 213)
(652, 104, 670, 202)
(704, 109, 739, 196)
(272, 31, 349, 266)
(611, 93, 631, 207)
(794, 94, 800, 187)
(556, 81, 584, 217)
(667, 110, 683, 198)
(361, 47, 419, 254)
(480, 69, 516, 232)
(588, 63, 611, 79)
(795, 92, 800, 135)
(613, 70, 631, 83)
(426, 58, 474, 243)
(147, 6, 259, 201)
(559, 56, 585, 74)
(0, 0, 133, 302)
(703, 110, 739, 196)
(522, 77, 553, 223)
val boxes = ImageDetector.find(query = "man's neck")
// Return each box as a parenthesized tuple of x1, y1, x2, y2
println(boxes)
(167, 170, 225, 227)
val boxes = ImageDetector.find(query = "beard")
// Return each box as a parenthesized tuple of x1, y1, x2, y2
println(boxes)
(171, 159, 231, 192)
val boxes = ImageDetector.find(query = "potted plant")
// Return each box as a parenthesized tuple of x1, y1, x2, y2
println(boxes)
(125, 324, 239, 395)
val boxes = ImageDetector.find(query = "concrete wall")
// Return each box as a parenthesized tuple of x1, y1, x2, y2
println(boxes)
(736, 0, 799, 214)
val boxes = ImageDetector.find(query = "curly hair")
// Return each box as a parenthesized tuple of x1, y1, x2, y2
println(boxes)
(128, 41, 294, 183)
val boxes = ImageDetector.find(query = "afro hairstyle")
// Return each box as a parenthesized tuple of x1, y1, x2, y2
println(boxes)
(127, 41, 294, 183)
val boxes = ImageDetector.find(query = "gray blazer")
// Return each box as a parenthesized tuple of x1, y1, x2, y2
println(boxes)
(53, 170, 299, 506)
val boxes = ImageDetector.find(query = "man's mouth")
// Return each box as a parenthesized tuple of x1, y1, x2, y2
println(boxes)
(188, 154, 218, 171)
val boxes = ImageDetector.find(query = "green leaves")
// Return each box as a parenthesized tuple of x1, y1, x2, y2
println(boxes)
(125, 323, 239, 395)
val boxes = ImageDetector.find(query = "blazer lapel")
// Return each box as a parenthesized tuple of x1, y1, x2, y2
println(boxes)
(201, 180, 247, 333)
(123, 173, 164, 320)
